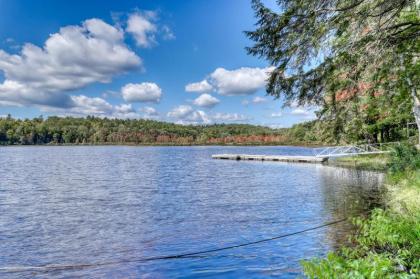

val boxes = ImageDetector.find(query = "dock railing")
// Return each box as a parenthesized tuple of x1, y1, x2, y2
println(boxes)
(313, 142, 400, 158)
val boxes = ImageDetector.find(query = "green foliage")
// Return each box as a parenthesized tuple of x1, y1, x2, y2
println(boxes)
(0, 116, 288, 145)
(284, 118, 413, 145)
(302, 167, 420, 278)
(332, 154, 390, 171)
(246, 0, 419, 144)
(302, 209, 420, 278)
(389, 144, 420, 173)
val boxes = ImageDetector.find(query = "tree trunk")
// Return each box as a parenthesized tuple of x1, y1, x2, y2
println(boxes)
(412, 92, 420, 145)
(407, 76, 420, 145)
(401, 52, 420, 145)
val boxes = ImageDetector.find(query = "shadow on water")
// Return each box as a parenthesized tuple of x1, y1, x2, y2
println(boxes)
(315, 165, 385, 250)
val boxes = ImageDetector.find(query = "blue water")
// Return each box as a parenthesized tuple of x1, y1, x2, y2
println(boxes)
(0, 146, 384, 278)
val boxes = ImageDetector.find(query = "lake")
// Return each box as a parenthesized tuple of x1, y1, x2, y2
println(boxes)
(0, 146, 384, 278)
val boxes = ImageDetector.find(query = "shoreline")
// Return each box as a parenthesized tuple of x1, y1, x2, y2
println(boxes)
(302, 145, 419, 277)
(0, 142, 328, 147)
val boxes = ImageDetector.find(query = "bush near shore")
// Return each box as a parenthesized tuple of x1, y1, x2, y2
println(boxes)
(302, 144, 420, 278)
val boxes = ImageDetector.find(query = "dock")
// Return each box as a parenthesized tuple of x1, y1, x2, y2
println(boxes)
(211, 154, 328, 163)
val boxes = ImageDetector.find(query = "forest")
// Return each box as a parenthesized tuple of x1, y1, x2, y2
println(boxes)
(0, 115, 289, 145)
(0, 113, 416, 146)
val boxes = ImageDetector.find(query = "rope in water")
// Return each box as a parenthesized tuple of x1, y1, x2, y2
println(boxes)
(0, 218, 347, 273)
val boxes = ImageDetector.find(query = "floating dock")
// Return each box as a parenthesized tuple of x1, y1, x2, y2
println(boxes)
(212, 154, 328, 163)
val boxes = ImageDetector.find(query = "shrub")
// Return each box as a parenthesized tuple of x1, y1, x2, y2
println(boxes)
(388, 144, 420, 173)
(302, 209, 420, 278)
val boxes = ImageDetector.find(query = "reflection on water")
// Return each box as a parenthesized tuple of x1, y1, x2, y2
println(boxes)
(0, 146, 384, 278)
(316, 166, 384, 250)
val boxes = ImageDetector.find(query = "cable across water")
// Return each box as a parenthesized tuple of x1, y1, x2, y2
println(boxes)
(0, 218, 347, 274)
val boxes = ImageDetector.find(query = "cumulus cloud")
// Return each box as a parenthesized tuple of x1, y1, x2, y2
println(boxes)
(70, 95, 113, 115)
(167, 105, 210, 124)
(210, 67, 273, 95)
(115, 103, 135, 114)
(185, 79, 213, 93)
(167, 105, 249, 124)
(140, 106, 159, 119)
(126, 11, 158, 47)
(44, 95, 142, 119)
(212, 112, 249, 122)
(121, 82, 162, 103)
(186, 66, 273, 96)
(286, 100, 317, 119)
(251, 96, 267, 104)
(193, 93, 220, 108)
(243, 96, 268, 105)
(290, 107, 317, 120)
(167, 105, 194, 119)
(0, 18, 141, 109)
(291, 108, 310, 116)
(0, 80, 74, 108)
(270, 112, 283, 118)
(188, 110, 210, 124)
(113, 104, 141, 119)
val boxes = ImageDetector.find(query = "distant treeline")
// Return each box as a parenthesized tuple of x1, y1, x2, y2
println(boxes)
(1, 115, 414, 146)
(0, 115, 291, 145)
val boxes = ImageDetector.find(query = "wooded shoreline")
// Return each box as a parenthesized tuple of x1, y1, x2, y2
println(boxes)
(0, 115, 414, 147)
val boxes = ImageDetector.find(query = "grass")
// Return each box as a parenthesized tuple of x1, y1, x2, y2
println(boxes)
(328, 154, 391, 171)
(302, 144, 420, 278)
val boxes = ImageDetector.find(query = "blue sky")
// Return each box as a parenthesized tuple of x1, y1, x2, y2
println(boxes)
(0, 0, 315, 127)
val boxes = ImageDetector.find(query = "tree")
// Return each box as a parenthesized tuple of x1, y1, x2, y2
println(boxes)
(246, 0, 419, 143)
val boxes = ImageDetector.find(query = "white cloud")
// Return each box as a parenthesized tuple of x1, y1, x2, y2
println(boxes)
(115, 103, 135, 114)
(140, 106, 159, 119)
(209, 67, 274, 96)
(186, 66, 274, 96)
(185, 79, 213, 93)
(0, 80, 74, 108)
(43, 95, 113, 116)
(84, 18, 124, 42)
(243, 96, 268, 105)
(188, 110, 211, 124)
(0, 18, 141, 109)
(126, 12, 158, 48)
(69, 95, 113, 115)
(167, 105, 194, 119)
(121, 82, 162, 103)
(286, 98, 318, 120)
(270, 112, 283, 118)
(212, 112, 249, 122)
(291, 108, 311, 116)
(44, 95, 142, 119)
(113, 103, 141, 119)
(167, 104, 250, 125)
(167, 105, 210, 124)
(252, 96, 267, 104)
(290, 107, 317, 120)
(193, 94, 220, 108)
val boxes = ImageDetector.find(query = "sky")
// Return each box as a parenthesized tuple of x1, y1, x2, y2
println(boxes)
(0, 0, 316, 128)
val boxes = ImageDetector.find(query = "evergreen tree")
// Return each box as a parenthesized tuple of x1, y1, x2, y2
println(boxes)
(246, 0, 419, 143)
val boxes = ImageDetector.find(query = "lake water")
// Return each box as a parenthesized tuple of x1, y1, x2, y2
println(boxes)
(0, 146, 384, 278)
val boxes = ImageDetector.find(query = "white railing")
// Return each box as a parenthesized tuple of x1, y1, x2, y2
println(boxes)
(313, 142, 399, 157)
